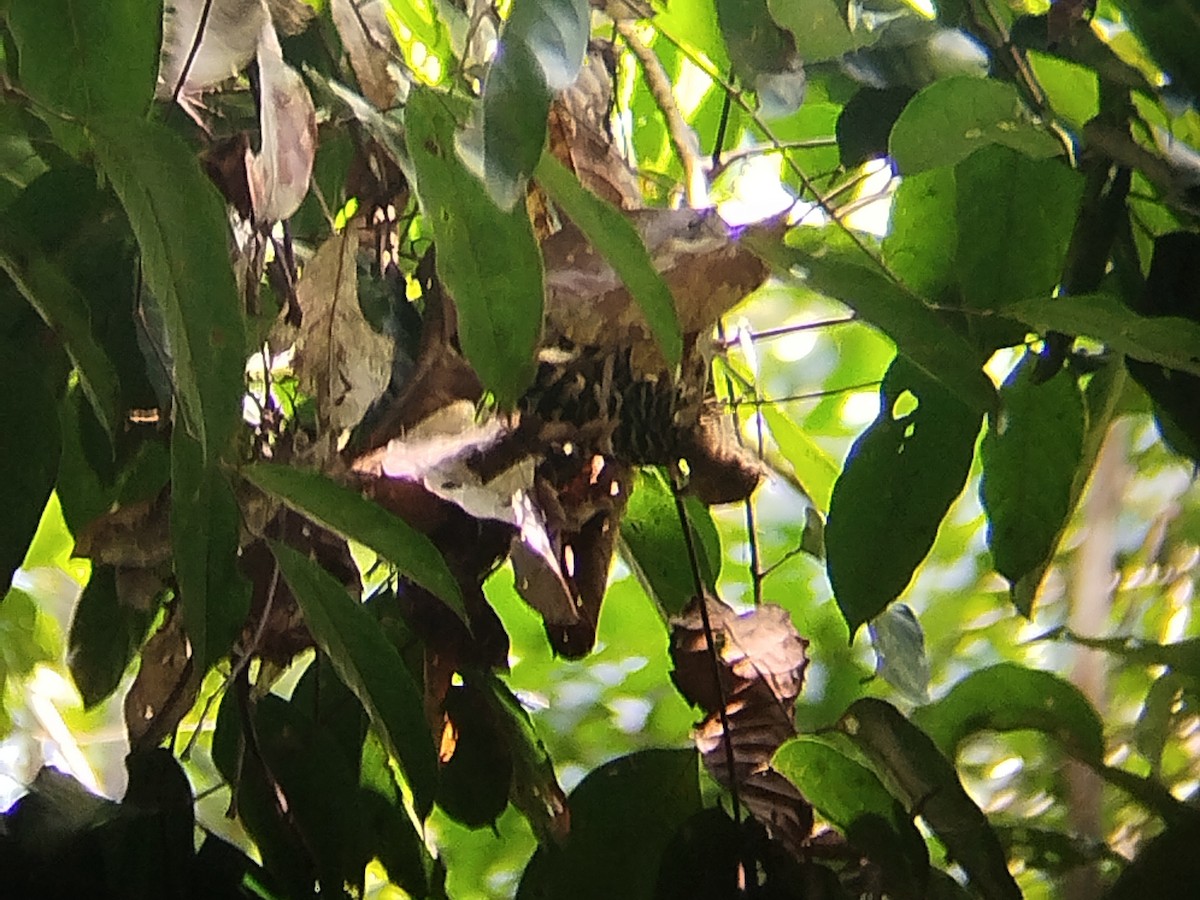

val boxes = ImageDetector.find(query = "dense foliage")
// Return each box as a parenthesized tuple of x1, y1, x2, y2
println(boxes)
(1, 0, 1199, 898)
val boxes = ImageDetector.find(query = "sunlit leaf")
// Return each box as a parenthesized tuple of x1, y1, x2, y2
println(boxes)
(244, 462, 466, 623)
(774, 735, 928, 895)
(406, 87, 541, 404)
(270, 540, 438, 818)
(620, 469, 720, 617)
(517, 749, 702, 900)
(981, 354, 1085, 595)
(470, 0, 588, 209)
(839, 698, 1021, 900)
(956, 146, 1083, 311)
(762, 404, 838, 513)
(535, 154, 682, 368)
(826, 357, 983, 635)
(890, 77, 1062, 174)
(1006, 292, 1200, 377)
(913, 662, 1105, 763)
(768, 0, 863, 62)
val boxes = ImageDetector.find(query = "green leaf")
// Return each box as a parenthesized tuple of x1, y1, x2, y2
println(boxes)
(1121, 0, 1200, 101)
(170, 430, 251, 673)
(767, 0, 862, 62)
(535, 154, 682, 368)
(0, 334, 59, 596)
(1005, 292, 1200, 377)
(883, 165, 959, 302)
(762, 404, 838, 513)
(620, 469, 721, 618)
(7, 0, 159, 121)
(870, 604, 931, 704)
(67, 566, 154, 709)
(774, 736, 928, 896)
(980, 354, 1085, 592)
(243, 462, 465, 624)
(0, 237, 121, 441)
(90, 116, 246, 460)
(473, 0, 588, 209)
(406, 87, 541, 404)
(770, 227, 996, 413)
(913, 662, 1105, 763)
(517, 749, 702, 900)
(955, 145, 1083, 311)
(270, 540, 438, 818)
(826, 357, 982, 635)
(889, 76, 1062, 174)
(839, 698, 1021, 900)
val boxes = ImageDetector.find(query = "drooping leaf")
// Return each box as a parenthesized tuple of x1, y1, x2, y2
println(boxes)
(170, 429, 251, 674)
(955, 145, 1083, 311)
(406, 86, 542, 404)
(517, 749, 702, 900)
(620, 469, 720, 618)
(766, 227, 996, 413)
(0, 333, 59, 596)
(468, 0, 589, 209)
(762, 404, 838, 514)
(289, 229, 393, 434)
(774, 736, 928, 896)
(838, 87, 915, 168)
(67, 566, 155, 709)
(670, 596, 813, 855)
(826, 356, 983, 635)
(1006, 292, 1200, 377)
(123, 604, 201, 752)
(247, 19, 317, 223)
(535, 154, 682, 368)
(7, 0, 159, 123)
(478, 672, 570, 845)
(869, 604, 931, 704)
(270, 540, 438, 818)
(244, 462, 465, 622)
(90, 116, 246, 460)
(839, 698, 1021, 900)
(1121, 0, 1200, 101)
(0, 237, 121, 441)
(913, 662, 1105, 763)
(980, 354, 1085, 596)
(889, 76, 1062, 174)
(436, 684, 514, 829)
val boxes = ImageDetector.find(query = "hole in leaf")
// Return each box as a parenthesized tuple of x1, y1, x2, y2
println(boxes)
(891, 390, 918, 420)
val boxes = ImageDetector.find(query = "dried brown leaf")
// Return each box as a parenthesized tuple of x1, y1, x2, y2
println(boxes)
(248, 19, 317, 222)
(292, 229, 393, 432)
(157, 0, 267, 100)
(671, 596, 813, 854)
(125, 606, 200, 752)
(541, 209, 770, 375)
(330, 0, 403, 109)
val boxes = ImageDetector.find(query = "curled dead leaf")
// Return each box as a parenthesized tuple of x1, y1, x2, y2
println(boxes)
(290, 229, 394, 434)
(671, 596, 813, 855)
(330, 0, 405, 109)
(125, 606, 200, 752)
(248, 18, 317, 222)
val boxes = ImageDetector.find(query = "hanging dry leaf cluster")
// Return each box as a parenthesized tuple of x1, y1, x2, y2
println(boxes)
(73, 0, 824, 867)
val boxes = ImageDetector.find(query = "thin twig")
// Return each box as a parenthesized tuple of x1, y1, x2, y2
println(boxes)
(670, 476, 743, 827)
(616, 19, 709, 206)
(717, 315, 857, 348)
(710, 69, 735, 170)
(717, 138, 839, 168)
(725, 379, 883, 408)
